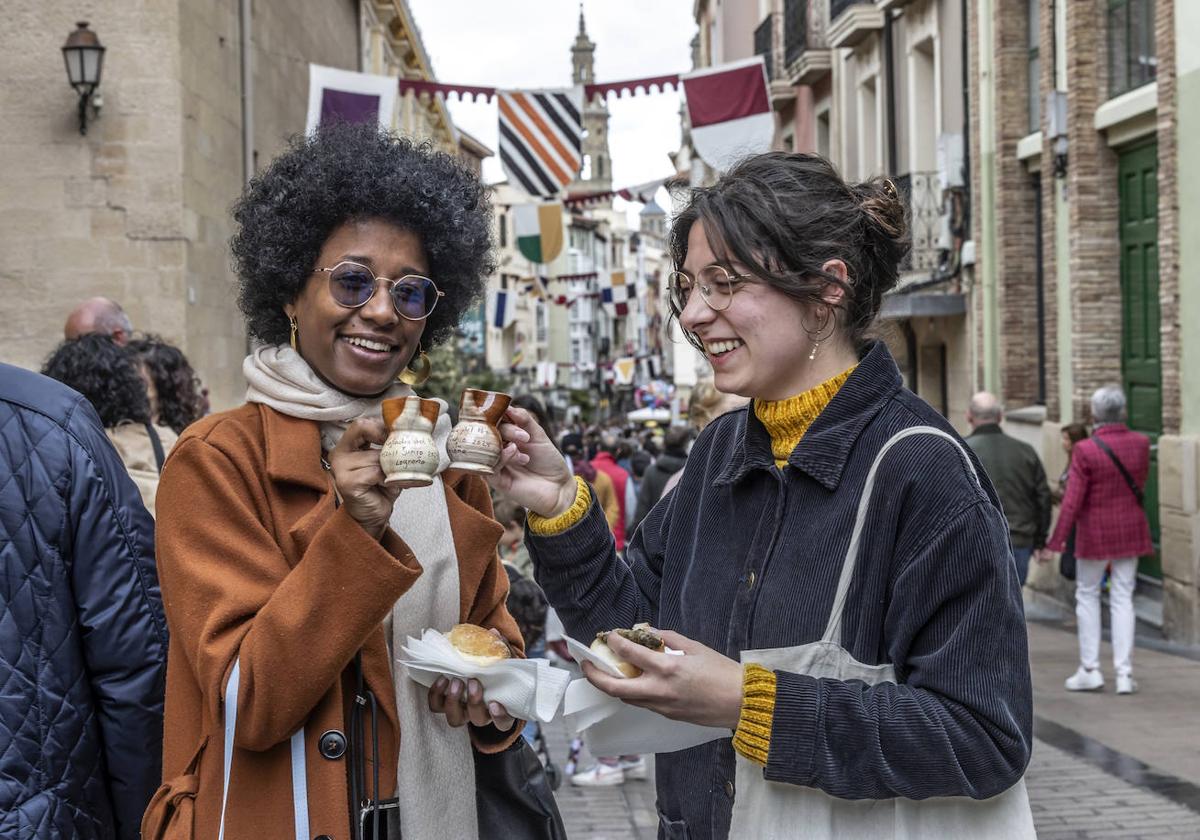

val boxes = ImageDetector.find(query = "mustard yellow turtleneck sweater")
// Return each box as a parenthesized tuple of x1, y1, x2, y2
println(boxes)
(754, 366, 857, 468)
(529, 365, 857, 767)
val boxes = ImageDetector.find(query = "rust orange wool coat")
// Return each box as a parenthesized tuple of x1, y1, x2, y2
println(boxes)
(143, 403, 523, 840)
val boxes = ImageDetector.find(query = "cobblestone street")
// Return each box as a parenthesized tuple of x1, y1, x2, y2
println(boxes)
(541, 614, 1200, 839)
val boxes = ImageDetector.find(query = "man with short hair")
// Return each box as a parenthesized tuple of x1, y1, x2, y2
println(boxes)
(965, 391, 1052, 586)
(1047, 385, 1152, 695)
(64, 296, 134, 345)
(0, 362, 167, 839)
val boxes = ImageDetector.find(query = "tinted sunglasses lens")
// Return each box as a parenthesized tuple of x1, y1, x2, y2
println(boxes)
(392, 277, 436, 319)
(329, 265, 375, 307)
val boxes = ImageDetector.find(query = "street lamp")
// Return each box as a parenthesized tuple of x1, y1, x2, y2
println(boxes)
(62, 21, 105, 136)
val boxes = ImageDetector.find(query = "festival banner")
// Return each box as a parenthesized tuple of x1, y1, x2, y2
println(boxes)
(499, 87, 584, 198)
(514, 202, 565, 263)
(306, 64, 398, 134)
(681, 57, 773, 172)
(600, 271, 629, 317)
(487, 289, 516, 330)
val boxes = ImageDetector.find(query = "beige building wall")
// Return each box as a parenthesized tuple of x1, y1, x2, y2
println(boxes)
(1, 0, 455, 411)
(0, 1, 188, 376)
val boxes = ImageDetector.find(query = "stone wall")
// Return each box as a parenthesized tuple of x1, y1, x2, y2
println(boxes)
(1160, 434, 1200, 642)
(0, 1, 187, 373)
(0, 0, 361, 409)
(178, 0, 360, 408)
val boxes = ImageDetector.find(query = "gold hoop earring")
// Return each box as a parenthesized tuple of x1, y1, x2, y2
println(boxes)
(288, 316, 298, 350)
(398, 344, 431, 387)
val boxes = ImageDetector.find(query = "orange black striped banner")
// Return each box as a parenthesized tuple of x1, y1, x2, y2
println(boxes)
(498, 87, 583, 198)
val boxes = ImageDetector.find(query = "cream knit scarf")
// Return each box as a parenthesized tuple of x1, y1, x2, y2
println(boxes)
(244, 345, 479, 840)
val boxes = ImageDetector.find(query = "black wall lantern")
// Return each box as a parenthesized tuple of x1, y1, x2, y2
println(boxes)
(62, 21, 105, 135)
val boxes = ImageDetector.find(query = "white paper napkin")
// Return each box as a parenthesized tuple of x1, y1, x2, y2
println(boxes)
(398, 629, 570, 723)
(560, 635, 732, 756)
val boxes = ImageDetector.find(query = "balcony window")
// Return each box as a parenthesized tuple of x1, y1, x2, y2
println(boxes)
(755, 13, 776, 81)
(1107, 0, 1156, 98)
(784, 0, 808, 67)
(830, 0, 865, 22)
(1028, 0, 1040, 133)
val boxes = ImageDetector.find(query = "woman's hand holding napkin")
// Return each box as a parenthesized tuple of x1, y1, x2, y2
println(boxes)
(400, 629, 570, 723)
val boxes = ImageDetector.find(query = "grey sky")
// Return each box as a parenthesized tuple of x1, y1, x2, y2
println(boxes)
(407, 0, 696, 191)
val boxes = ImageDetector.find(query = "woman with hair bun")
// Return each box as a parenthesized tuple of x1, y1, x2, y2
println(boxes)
(493, 153, 1035, 838)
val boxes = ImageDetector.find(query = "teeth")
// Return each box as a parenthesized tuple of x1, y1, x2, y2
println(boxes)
(344, 336, 393, 352)
(706, 339, 744, 355)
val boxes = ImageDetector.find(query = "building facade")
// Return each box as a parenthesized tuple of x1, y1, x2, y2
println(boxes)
(972, 0, 1200, 643)
(0, 0, 460, 409)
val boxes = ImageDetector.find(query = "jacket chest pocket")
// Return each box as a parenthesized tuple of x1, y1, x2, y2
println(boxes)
(141, 735, 208, 840)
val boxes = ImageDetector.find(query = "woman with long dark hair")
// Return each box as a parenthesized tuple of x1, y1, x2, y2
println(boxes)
(492, 153, 1035, 839)
(128, 335, 208, 434)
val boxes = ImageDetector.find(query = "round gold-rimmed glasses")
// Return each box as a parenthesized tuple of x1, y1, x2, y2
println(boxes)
(317, 260, 445, 321)
(667, 265, 753, 313)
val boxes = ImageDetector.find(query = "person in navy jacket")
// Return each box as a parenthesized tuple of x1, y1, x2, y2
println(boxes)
(0, 362, 167, 839)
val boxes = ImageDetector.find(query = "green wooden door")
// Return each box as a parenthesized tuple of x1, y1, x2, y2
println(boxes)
(1117, 140, 1161, 578)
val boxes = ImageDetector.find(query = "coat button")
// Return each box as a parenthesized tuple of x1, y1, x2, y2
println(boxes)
(724, 779, 735, 797)
(747, 570, 756, 590)
(318, 729, 347, 760)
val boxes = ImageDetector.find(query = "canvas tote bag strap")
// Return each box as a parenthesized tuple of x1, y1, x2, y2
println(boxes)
(822, 426, 982, 644)
(217, 658, 310, 840)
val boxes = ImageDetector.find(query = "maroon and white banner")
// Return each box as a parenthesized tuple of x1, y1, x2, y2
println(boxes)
(681, 57, 773, 172)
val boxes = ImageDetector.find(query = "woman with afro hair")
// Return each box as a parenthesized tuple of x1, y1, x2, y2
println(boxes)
(147, 122, 527, 840)
(42, 332, 178, 516)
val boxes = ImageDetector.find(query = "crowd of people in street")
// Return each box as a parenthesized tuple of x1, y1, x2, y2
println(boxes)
(0, 121, 1156, 840)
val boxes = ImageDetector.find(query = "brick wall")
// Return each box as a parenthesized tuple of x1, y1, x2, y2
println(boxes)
(1038, 0, 1060, 421)
(992, 0, 1040, 408)
(1156, 0, 1179, 435)
(1064, 0, 1123, 420)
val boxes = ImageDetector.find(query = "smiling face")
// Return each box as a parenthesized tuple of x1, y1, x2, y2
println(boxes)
(678, 222, 819, 401)
(285, 218, 429, 397)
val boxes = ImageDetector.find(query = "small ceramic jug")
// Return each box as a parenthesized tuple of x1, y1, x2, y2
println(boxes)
(446, 388, 512, 475)
(379, 396, 442, 488)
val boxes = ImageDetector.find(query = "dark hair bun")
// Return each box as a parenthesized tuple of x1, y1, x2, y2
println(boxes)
(853, 176, 911, 298)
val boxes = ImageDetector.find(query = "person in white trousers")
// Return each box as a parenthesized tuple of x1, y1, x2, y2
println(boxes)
(1045, 386, 1153, 696)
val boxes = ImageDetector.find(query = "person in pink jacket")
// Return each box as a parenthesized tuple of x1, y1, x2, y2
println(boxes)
(1046, 385, 1152, 696)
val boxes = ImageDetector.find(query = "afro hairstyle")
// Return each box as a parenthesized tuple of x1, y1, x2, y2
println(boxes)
(231, 121, 496, 349)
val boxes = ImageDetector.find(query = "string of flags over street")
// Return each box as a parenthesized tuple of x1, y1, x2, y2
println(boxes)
(305, 53, 774, 345)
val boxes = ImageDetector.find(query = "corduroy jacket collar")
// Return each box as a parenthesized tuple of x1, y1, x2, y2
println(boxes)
(715, 340, 903, 491)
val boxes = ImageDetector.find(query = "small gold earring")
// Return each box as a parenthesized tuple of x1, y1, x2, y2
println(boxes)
(398, 344, 431, 387)
(288, 316, 298, 350)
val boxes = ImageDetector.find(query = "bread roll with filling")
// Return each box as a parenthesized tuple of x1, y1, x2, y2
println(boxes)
(589, 624, 665, 678)
(447, 623, 511, 667)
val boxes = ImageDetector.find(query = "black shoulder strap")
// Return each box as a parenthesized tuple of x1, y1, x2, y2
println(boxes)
(1092, 436, 1144, 508)
(144, 423, 166, 474)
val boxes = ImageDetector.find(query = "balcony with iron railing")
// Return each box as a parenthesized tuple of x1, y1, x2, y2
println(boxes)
(755, 14, 777, 81)
(784, 0, 832, 86)
(893, 171, 942, 275)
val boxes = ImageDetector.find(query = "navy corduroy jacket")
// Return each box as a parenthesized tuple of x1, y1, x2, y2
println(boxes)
(528, 342, 1032, 840)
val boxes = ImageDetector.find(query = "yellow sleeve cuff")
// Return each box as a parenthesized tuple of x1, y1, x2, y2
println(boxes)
(732, 663, 777, 766)
(527, 475, 591, 536)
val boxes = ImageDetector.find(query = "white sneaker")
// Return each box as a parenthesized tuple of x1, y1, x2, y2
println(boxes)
(1065, 667, 1104, 692)
(570, 763, 625, 787)
(1116, 675, 1139, 695)
(618, 756, 648, 780)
